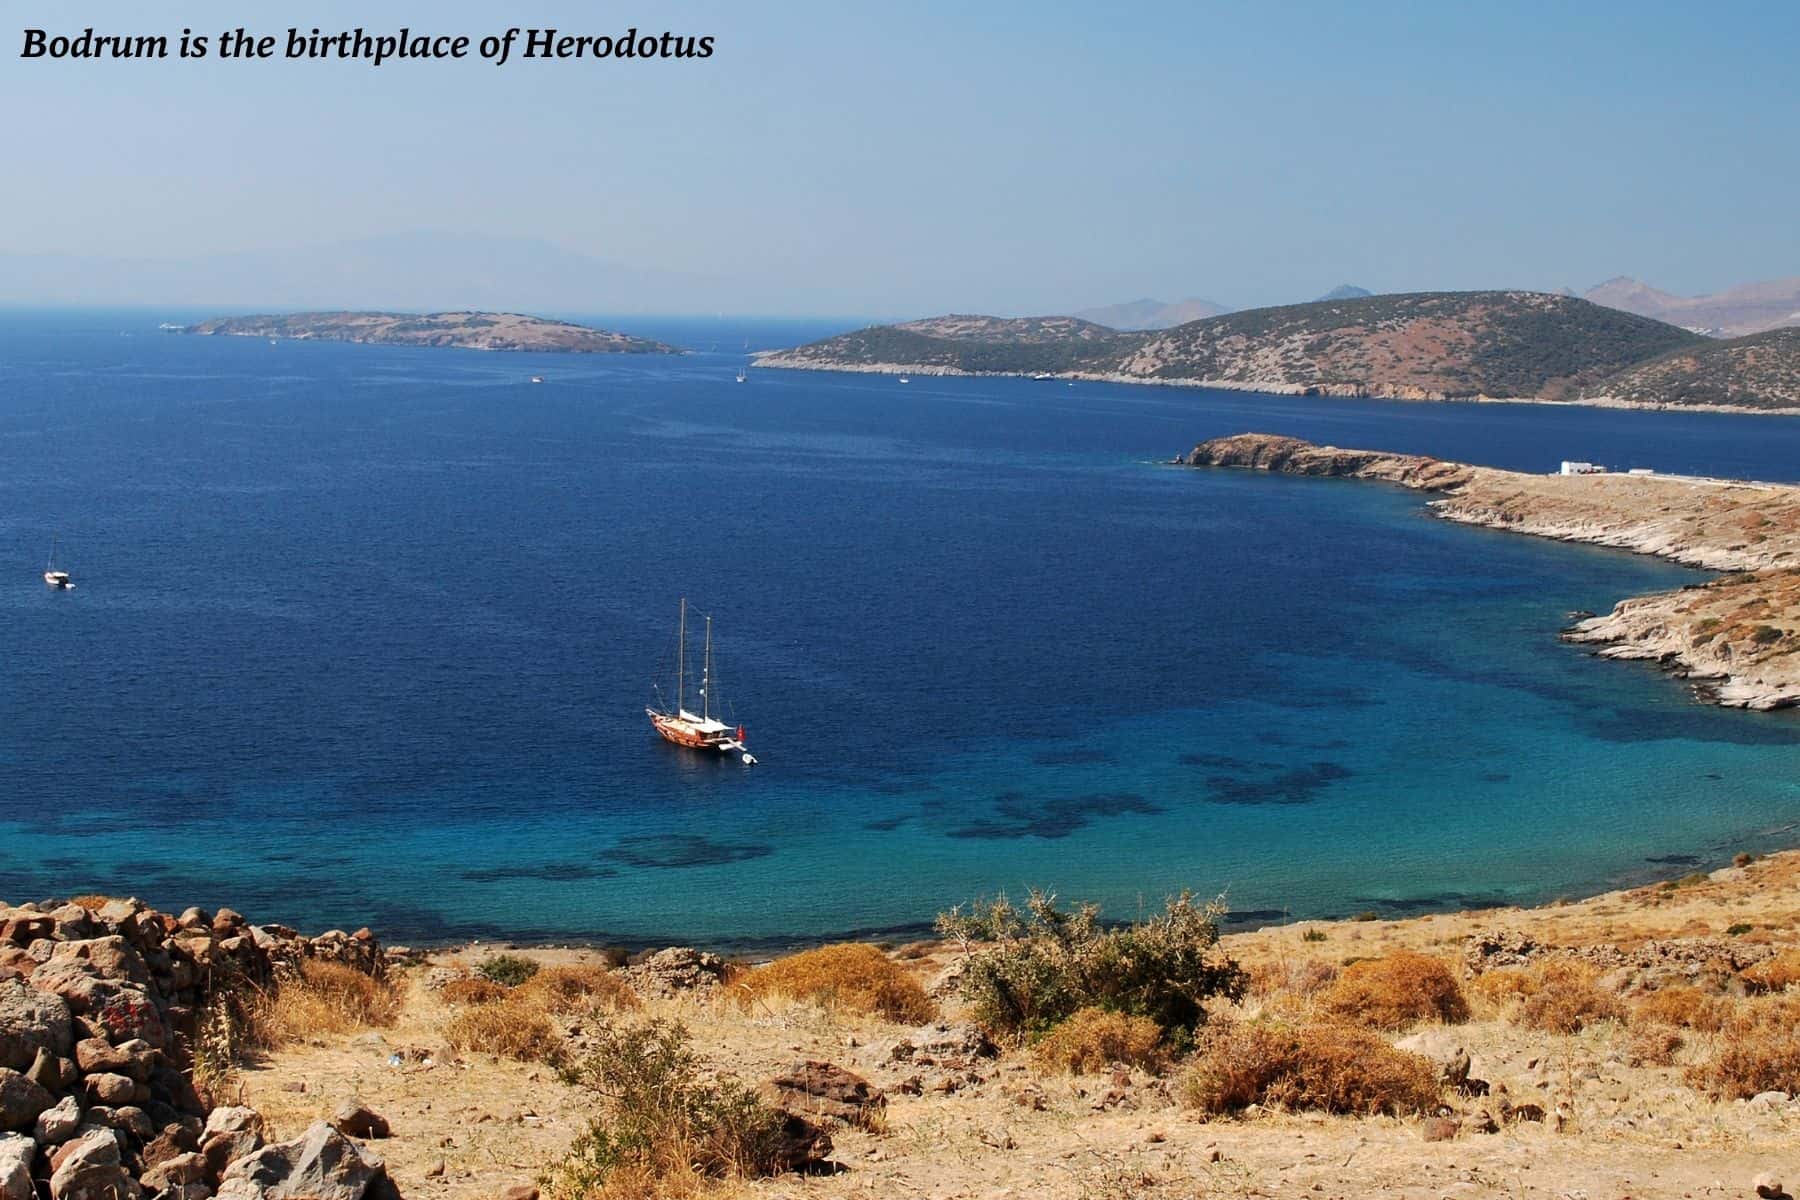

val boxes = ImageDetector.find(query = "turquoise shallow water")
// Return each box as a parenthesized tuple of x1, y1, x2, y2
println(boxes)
(2, 311, 1798, 946)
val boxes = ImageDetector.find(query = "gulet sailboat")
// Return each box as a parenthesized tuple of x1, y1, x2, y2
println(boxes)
(647, 598, 756, 765)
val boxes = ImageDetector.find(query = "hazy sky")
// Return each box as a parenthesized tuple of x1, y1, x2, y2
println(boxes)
(6, 0, 1797, 315)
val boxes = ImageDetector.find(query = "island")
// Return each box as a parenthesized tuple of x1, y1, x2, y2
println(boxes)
(182, 311, 679, 354)
(758, 291, 1800, 411)
(1182, 432, 1800, 709)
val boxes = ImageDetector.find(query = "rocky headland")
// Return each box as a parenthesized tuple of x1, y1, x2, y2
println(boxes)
(1181, 433, 1800, 710)
(760, 291, 1800, 411)
(182, 313, 677, 355)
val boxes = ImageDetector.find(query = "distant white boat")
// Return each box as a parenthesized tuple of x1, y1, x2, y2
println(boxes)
(1032, 372, 1055, 381)
(43, 536, 71, 590)
(736, 365, 747, 384)
(898, 376, 911, 384)
(530, 376, 544, 384)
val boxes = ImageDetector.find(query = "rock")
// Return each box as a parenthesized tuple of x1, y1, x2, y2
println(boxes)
(25, 1046, 61, 1091)
(1753, 1172, 1785, 1199)
(201, 1129, 263, 1182)
(766, 1061, 886, 1130)
(498, 1188, 537, 1200)
(330, 1102, 390, 1140)
(619, 947, 726, 997)
(1420, 1116, 1459, 1142)
(84, 1072, 136, 1107)
(35, 1095, 81, 1144)
(424, 1158, 444, 1178)
(0, 1068, 53, 1132)
(217, 1121, 389, 1199)
(48, 1127, 140, 1200)
(1465, 1107, 1499, 1135)
(1748, 1090, 1790, 1112)
(0, 976, 75, 1071)
(143, 1150, 209, 1189)
(75, 1037, 152, 1082)
(0, 1132, 34, 1200)
(764, 1111, 832, 1173)
(203, 1107, 264, 1140)
(141, 1124, 200, 1171)
(1443, 1048, 1471, 1087)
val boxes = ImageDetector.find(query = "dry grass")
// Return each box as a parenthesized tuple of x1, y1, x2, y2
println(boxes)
(1181, 1019, 1441, 1116)
(1633, 984, 1730, 1032)
(442, 994, 562, 1064)
(1245, 957, 1338, 998)
(1628, 1025, 1686, 1067)
(1687, 996, 1800, 1098)
(267, 960, 400, 1043)
(441, 977, 509, 1006)
(1511, 961, 1626, 1034)
(1030, 1007, 1165, 1075)
(739, 942, 935, 1024)
(1740, 948, 1800, 994)
(1320, 951, 1468, 1030)
(517, 964, 639, 1014)
(69, 894, 114, 910)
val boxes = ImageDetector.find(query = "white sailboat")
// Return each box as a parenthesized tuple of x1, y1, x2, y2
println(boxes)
(43, 536, 72, 590)
(646, 598, 757, 764)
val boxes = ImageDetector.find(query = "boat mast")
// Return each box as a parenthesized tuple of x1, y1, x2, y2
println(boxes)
(702, 615, 713, 722)
(676, 597, 686, 715)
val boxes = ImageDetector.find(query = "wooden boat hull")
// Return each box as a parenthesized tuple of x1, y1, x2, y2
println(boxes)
(648, 709, 733, 751)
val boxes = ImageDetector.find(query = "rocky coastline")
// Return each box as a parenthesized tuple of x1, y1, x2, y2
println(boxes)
(1181, 433, 1800, 711)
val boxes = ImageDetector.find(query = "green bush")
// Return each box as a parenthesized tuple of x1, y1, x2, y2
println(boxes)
(545, 1019, 793, 1194)
(934, 889, 1244, 1039)
(476, 954, 541, 987)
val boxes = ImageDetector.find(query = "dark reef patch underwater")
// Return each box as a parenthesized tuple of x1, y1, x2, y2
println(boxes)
(2, 311, 1799, 944)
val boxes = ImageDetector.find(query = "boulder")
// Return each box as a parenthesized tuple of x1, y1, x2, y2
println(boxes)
(764, 1111, 833, 1173)
(765, 1061, 886, 1130)
(48, 1127, 140, 1200)
(0, 1132, 34, 1200)
(329, 1102, 389, 1140)
(35, 1095, 81, 1144)
(201, 1129, 263, 1183)
(0, 1069, 53, 1133)
(0, 975, 74, 1070)
(0, 915, 56, 949)
(140, 1124, 200, 1171)
(83, 1073, 137, 1107)
(203, 1107, 264, 1140)
(142, 1150, 209, 1189)
(216, 1120, 389, 1200)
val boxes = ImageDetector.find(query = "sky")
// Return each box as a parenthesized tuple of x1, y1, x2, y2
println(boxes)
(4, 0, 1798, 316)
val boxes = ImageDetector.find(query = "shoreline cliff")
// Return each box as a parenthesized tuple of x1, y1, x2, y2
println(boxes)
(1181, 433, 1800, 711)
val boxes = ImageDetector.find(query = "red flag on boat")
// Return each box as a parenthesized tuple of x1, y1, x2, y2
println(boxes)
(737, 725, 745, 741)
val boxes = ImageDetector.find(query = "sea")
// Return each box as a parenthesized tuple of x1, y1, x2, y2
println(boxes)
(3, 309, 1799, 948)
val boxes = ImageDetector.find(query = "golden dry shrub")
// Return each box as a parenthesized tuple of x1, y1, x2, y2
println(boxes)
(442, 993, 562, 1063)
(268, 960, 400, 1041)
(740, 943, 935, 1024)
(1632, 985, 1730, 1032)
(69, 894, 114, 911)
(1247, 958, 1338, 999)
(1686, 998, 1800, 1097)
(440, 977, 508, 1006)
(1741, 949, 1800, 995)
(1512, 960, 1626, 1034)
(1320, 952, 1469, 1030)
(1181, 1020, 1440, 1117)
(1628, 1025, 1685, 1067)
(1031, 1007, 1165, 1075)
(517, 964, 639, 1014)
(1467, 966, 1533, 1018)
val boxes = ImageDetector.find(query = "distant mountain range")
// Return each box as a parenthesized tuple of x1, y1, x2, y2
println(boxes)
(1315, 284, 1373, 301)
(1068, 297, 1230, 331)
(1581, 276, 1800, 338)
(757, 290, 1800, 411)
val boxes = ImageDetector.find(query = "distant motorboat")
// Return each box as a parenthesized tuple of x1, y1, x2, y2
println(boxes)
(43, 536, 72, 590)
(898, 376, 911, 384)
(736, 365, 747, 384)
(530, 376, 544, 384)
(1032, 372, 1055, 381)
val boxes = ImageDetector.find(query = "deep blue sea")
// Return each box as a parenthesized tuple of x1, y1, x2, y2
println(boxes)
(4, 309, 1800, 947)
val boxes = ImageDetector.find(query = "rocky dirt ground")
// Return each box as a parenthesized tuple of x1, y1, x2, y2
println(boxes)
(226, 852, 1800, 1200)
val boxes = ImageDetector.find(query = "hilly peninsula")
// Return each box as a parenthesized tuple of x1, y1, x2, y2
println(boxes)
(184, 311, 678, 354)
(760, 290, 1800, 410)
